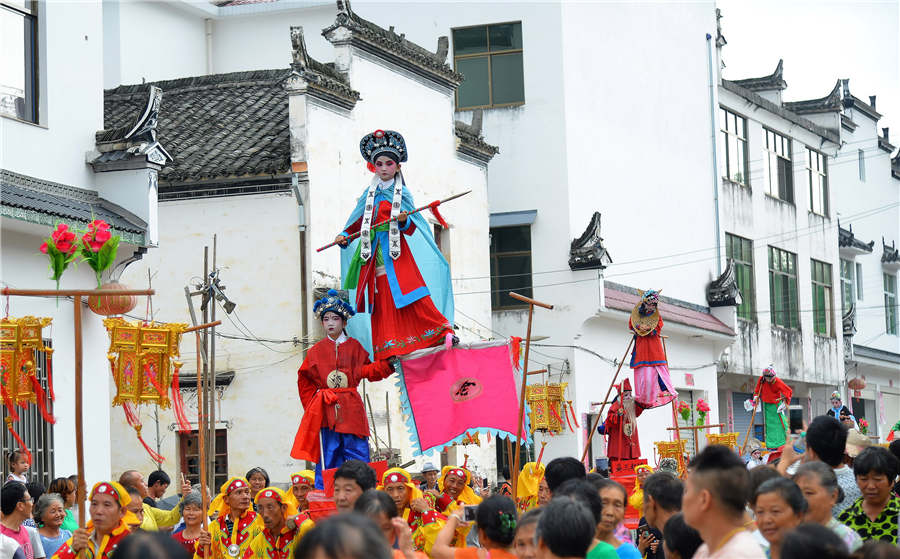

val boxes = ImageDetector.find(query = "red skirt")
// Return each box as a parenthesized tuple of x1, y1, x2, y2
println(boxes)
(371, 272, 453, 360)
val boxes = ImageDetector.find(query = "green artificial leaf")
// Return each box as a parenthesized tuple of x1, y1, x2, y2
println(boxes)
(98, 236, 120, 271)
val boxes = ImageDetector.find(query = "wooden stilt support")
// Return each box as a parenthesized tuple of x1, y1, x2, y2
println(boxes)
(195, 332, 210, 557)
(509, 292, 553, 500)
(741, 375, 762, 455)
(581, 338, 634, 464)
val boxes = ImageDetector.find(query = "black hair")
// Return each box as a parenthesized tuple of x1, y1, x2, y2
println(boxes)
(780, 523, 850, 559)
(114, 530, 191, 559)
(662, 513, 703, 559)
(26, 481, 45, 505)
(749, 465, 782, 495)
(806, 415, 849, 467)
(851, 541, 900, 559)
(544, 457, 585, 492)
(124, 485, 143, 500)
(334, 460, 377, 492)
(642, 473, 683, 512)
(294, 513, 392, 559)
(888, 440, 900, 461)
(793, 461, 844, 504)
(751, 477, 808, 515)
(593, 478, 628, 503)
(476, 495, 518, 547)
(516, 507, 543, 530)
(687, 444, 751, 516)
(1, 481, 28, 516)
(48, 477, 74, 501)
(245, 467, 270, 487)
(853, 446, 900, 481)
(585, 472, 605, 486)
(353, 489, 398, 519)
(7, 449, 27, 468)
(554, 479, 603, 525)
(535, 497, 595, 558)
(148, 470, 171, 487)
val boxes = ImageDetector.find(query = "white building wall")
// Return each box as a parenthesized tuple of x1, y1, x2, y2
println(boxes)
(717, 87, 844, 426)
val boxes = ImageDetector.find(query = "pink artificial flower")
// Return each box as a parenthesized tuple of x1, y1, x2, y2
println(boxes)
(56, 240, 74, 254)
(93, 228, 111, 243)
(40, 242, 48, 254)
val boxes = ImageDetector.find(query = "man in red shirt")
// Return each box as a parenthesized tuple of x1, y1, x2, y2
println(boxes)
(290, 290, 393, 488)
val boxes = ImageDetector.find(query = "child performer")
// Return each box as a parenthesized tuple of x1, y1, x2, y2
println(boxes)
(629, 290, 677, 409)
(334, 129, 454, 360)
(290, 290, 394, 488)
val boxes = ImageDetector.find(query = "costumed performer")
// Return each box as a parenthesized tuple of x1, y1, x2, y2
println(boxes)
(243, 487, 314, 559)
(285, 470, 315, 512)
(432, 465, 482, 547)
(380, 468, 445, 555)
(335, 129, 454, 360)
(515, 462, 546, 513)
(826, 391, 851, 419)
(196, 477, 261, 559)
(52, 482, 139, 559)
(749, 365, 793, 449)
(290, 290, 394, 488)
(745, 439, 766, 470)
(597, 379, 644, 463)
(627, 465, 654, 518)
(629, 290, 677, 409)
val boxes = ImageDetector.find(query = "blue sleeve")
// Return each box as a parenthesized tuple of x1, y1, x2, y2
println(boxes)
(616, 544, 643, 559)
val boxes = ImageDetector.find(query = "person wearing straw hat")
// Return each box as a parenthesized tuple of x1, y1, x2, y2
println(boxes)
(844, 429, 872, 464)
(629, 290, 677, 409)
(290, 290, 394, 488)
(51, 481, 140, 559)
(196, 477, 261, 559)
(243, 487, 314, 558)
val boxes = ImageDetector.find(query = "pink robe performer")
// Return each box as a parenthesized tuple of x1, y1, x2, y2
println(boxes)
(629, 289, 677, 409)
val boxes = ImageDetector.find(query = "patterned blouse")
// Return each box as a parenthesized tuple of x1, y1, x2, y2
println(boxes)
(837, 495, 899, 544)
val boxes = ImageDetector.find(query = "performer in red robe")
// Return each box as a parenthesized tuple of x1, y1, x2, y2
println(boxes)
(290, 289, 393, 488)
(749, 366, 793, 449)
(629, 289, 677, 409)
(597, 378, 644, 462)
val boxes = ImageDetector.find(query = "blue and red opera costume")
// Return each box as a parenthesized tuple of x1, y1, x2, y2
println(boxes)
(339, 129, 455, 360)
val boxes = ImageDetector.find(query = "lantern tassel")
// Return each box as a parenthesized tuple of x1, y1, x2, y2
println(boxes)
(122, 402, 165, 463)
(549, 405, 566, 432)
(28, 376, 56, 424)
(4, 418, 32, 465)
(510, 337, 522, 371)
(568, 401, 580, 428)
(171, 369, 191, 432)
(1, 386, 20, 423)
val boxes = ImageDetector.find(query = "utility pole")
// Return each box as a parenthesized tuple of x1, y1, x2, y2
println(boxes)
(208, 235, 217, 489)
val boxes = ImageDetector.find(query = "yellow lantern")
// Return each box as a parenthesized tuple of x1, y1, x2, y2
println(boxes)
(525, 382, 568, 434)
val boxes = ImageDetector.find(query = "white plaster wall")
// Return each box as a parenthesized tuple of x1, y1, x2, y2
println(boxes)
(717, 88, 844, 403)
(114, 192, 305, 482)
(0, 223, 114, 486)
(1, 1, 103, 189)
(106, 0, 208, 88)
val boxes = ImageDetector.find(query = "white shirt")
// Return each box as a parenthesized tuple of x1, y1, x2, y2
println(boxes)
(693, 530, 766, 559)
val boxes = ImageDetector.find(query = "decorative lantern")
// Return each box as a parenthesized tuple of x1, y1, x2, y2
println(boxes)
(525, 382, 568, 434)
(0, 316, 54, 461)
(88, 281, 138, 316)
(104, 318, 191, 461)
(848, 376, 866, 398)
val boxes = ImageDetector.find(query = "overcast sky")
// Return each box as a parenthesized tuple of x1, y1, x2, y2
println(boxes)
(717, 0, 899, 143)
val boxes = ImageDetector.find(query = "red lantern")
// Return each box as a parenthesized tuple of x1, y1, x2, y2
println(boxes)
(88, 281, 137, 316)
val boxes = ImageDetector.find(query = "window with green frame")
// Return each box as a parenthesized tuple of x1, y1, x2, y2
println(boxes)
(489, 225, 532, 310)
(726, 233, 755, 320)
(840, 259, 854, 313)
(768, 247, 799, 329)
(452, 22, 524, 110)
(811, 259, 833, 336)
(885, 273, 898, 335)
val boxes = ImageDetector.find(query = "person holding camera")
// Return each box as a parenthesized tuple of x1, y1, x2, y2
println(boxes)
(431, 495, 518, 559)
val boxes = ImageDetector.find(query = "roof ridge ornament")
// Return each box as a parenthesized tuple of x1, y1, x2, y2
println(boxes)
(568, 211, 612, 271)
(707, 258, 742, 307)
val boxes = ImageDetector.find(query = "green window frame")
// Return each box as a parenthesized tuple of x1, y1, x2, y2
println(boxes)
(720, 108, 749, 186)
(807, 148, 828, 216)
(489, 225, 532, 310)
(840, 259, 855, 313)
(452, 22, 524, 110)
(885, 273, 898, 335)
(764, 128, 793, 204)
(768, 246, 799, 329)
(811, 259, 833, 336)
(725, 233, 755, 320)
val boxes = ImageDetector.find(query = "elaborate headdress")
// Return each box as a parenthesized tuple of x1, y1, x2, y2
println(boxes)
(439, 465, 482, 505)
(313, 289, 355, 321)
(359, 129, 408, 166)
(622, 378, 633, 393)
(631, 289, 661, 335)
(291, 470, 315, 487)
(830, 391, 841, 401)
(253, 486, 299, 518)
(208, 476, 250, 518)
(378, 467, 423, 504)
(762, 365, 776, 378)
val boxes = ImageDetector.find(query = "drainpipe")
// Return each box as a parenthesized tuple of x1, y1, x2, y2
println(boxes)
(706, 33, 722, 276)
(293, 173, 309, 352)
(205, 19, 213, 74)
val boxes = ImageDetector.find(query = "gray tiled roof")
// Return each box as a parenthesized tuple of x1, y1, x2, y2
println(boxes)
(0, 169, 146, 237)
(783, 80, 842, 115)
(104, 70, 292, 184)
(731, 59, 787, 92)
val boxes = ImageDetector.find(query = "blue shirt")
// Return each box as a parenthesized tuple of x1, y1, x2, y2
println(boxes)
(39, 529, 71, 558)
(616, 543, 642, 559)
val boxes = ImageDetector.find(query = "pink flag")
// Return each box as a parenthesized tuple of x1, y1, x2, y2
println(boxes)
(397, 340, 524, 454)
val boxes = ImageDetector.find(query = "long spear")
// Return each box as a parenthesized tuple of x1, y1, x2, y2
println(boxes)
(316, 190, 472, 252)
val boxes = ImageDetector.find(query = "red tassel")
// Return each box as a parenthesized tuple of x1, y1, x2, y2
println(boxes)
(510, 337, 522, 370)
(143, 364, 165, 397)
(1, 386, 20, 423)
(550, 405, 566, 432)
(564, 405, 575, 433)
(427, 201, 449, 228)
(171, 370, 191, 432)
(5, 424, 32, 466)
(46, 351, 54, 401)
(537, 442, 546, 465)
(29, 376, 55, 424)
(136, 433, 166, 464)
(123, 402, 165, 463)
(569, 402, 580, 428)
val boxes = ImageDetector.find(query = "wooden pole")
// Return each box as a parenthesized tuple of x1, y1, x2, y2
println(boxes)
(580, 337, 635, 464)
(1, 288, 155, 296)
(741, 376, 761, 455)
(184, 320, 222, 334)
(73, 295, 86, 529)
(195, 332, 210, 557)
(509, 292, 553, 499)
(661, 336, 682, 443)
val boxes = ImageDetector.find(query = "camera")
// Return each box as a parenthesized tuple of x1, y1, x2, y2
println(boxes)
(463, 504, 478, 523)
